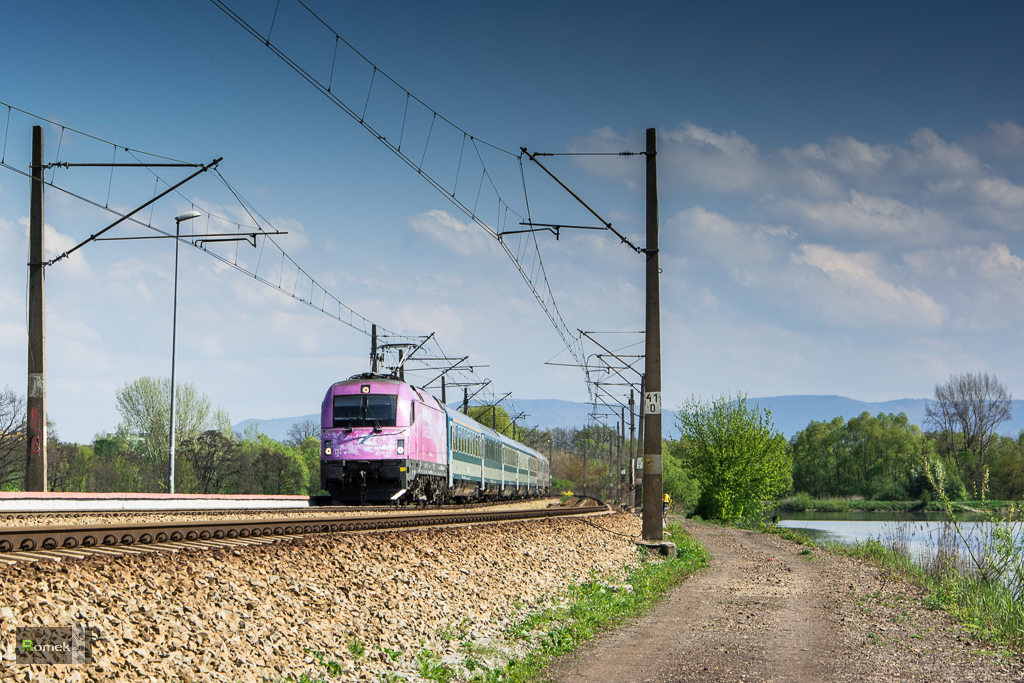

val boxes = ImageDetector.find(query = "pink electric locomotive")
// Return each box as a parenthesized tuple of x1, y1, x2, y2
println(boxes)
(320, 373, 550, 504)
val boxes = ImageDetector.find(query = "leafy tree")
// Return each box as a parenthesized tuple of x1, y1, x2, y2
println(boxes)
(226, 434, 307, 495)
(467, 405, 515, 437)
(286, 419, 320, 448)
(115, 376, 212, 465)
(46, 421, 92, 493)
(925, 372, 1012, 491)
(83, 433, 147, 492)
(791, 412, 934, 500)
(0, 387, 25, 490)
(987, 433, 1024, 500)
(663, 438, 702, 513)
(677, 394, 791, 522)
(790, 417, 848, 498)
(178, 430, 239, 494)
(298, 435, 324, 495)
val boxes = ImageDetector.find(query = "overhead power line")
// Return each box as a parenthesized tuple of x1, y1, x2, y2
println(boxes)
(210, 0, 586, 370)
(1, 101, 538, 430)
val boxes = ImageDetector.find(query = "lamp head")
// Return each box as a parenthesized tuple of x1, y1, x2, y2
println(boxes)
(175, 210, 202, 223)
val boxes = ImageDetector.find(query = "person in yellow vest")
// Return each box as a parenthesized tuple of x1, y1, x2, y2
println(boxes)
(663, 491, 672, 516)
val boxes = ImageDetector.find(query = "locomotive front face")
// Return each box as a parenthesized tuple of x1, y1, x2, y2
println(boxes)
(320, 378, 423, 504)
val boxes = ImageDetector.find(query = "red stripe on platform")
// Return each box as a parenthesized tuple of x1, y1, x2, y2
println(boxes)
(0, 492, 308, 501)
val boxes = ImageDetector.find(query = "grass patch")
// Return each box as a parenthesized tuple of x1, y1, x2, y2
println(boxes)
(757, 522, 815, 547)
(826, 536, 1024, 649)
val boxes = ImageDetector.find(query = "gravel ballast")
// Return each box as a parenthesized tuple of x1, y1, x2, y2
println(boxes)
(2, 510, 642, 681)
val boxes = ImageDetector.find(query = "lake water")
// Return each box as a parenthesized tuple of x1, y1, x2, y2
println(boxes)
(773, 510, 995, 564)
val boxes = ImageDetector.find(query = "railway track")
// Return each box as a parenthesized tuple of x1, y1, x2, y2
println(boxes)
(0, 502, 610, 564)
(0, 496, 558, 524)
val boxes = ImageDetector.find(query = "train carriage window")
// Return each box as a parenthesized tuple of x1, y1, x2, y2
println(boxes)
(333, 394, 397, 428)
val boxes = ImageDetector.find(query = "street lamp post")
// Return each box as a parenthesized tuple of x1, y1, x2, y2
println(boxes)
(169, 210, 201, 495)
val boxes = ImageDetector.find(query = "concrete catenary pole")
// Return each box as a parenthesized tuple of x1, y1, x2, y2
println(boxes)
(26, 126, 47, 492)
(642, 127, 663, 540)
(628, 389, 635, 507)
(619, 410, 626, 503)
(637, 377, 646, 504)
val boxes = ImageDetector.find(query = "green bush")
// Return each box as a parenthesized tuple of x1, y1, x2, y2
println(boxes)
(786, 492, 814, 511)
(813, 498, 851, 512)
(677, 394, 791, 523)
(551, 478, 575, 493)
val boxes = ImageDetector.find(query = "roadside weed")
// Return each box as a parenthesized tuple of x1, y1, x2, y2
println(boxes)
(347, 637, 367, 662)
(416, 647, 453, 683)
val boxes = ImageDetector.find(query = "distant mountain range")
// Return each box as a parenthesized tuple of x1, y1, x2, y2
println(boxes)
(235, 395, 1024, 443)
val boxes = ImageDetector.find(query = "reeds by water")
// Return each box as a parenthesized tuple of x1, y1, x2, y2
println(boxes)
(837, 468, 1024, 648)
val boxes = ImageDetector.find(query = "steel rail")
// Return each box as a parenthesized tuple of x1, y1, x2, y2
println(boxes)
(0, 497, 560, 521)
(0, 504, 610, 553)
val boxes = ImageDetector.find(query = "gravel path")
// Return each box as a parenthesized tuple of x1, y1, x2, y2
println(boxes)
(549, 520, 1024, 682)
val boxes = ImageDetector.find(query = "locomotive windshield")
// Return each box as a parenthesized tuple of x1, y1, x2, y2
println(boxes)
(333, 394, 398, 428)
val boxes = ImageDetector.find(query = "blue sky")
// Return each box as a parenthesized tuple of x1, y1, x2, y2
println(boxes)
(2, 1, 1023, 443)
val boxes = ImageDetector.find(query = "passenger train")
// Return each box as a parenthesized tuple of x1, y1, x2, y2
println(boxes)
(319, 374, 550, 504)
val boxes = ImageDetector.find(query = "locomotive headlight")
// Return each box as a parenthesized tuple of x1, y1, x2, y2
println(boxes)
(396, 438, 405, 455)
(324, 439, 332, 456)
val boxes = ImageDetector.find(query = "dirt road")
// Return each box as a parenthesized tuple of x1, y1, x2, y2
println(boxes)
(549, 520, 1022, 682)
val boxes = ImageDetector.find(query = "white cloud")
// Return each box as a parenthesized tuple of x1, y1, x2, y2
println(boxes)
(568, 124, 763, 193)
(769, 191, 952, 245)
(15, 217, 91, 277)
(408, 209, 495, 256)
(671, 207, 947, 329)
(572, 122, 1024, 237)
(973, 177, 1024, 212)
(107, 257, 164, 305)
(391, 303, 466, 338)
(674, 206, 795, 268)
(0, 217, 17, 257)
(697, 287, 718, 309)
(805, 136, 893, 177)
(265, 216, 310, 251)
(793, 244, 946, 327)
(901, 128, 982, 177)
(903, 243, 1024, 326)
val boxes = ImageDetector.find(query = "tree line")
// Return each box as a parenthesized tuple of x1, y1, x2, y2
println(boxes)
(660, 372, 1020, 523)
(2, 372, 1017, 511)
(0, 379, 583, 496)
(0, 377, 325, 496)
(789, 373, 1022, 502)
